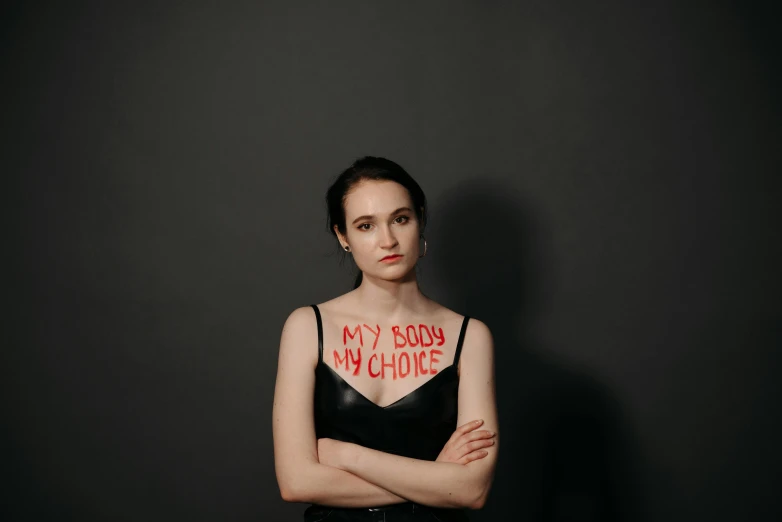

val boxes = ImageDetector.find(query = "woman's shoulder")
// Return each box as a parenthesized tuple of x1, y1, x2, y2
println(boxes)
(279, 305, 320, 345)
(281, 295, 356, 333)
(307, 293, 352, 325)
(282, 304, 318, 324)
(424, 300, 490, 332)
(283, 293, 351, 322)
(424, 303, 492, 349)
(313, 292, 353, 311)
(426, 302, 465, 327)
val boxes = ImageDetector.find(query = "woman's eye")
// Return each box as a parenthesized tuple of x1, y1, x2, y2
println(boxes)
(358, 217, 408, 230)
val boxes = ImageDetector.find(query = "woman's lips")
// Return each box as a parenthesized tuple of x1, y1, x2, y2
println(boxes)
(380, 255, 403, 263)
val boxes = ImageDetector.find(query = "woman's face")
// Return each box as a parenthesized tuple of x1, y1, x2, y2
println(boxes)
(336, 180, 421, 283)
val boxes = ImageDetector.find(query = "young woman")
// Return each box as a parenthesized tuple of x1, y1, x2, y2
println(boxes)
(272, 157, 499, 521)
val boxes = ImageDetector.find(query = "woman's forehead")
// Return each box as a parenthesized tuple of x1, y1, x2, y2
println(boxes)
(344, 180, 412, 216)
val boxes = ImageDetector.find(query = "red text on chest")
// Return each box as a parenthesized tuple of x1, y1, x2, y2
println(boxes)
(333, 323, 447, 379)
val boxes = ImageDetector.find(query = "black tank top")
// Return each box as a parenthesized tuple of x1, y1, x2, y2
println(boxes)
(306, 305, 472, 521)
(311, 304, 470, 461)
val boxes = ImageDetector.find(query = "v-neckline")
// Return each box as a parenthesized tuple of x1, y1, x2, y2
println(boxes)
(320, 361, 458, 410)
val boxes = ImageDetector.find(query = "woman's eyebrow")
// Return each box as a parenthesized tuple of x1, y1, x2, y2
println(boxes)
(351, 207, 413, 225)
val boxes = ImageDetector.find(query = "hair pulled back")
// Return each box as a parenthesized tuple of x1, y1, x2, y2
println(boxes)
(326, 156, 428, 289)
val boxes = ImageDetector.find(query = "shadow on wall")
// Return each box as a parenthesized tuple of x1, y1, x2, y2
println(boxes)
(429, 179, 644, 522)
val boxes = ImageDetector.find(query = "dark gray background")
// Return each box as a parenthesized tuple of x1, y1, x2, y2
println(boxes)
(5, 1, 781, 521)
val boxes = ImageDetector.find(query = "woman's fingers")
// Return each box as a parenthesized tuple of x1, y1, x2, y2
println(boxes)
(465, 438, 496, 453)
(446, 419, 484, 447)
(440, 420, 492, 463)
(455, 419, 483, 436)
(454, 436, 495, 458)
(438, 421, 484, 462)
(466, 429, 495, 442)
(446, 422, 496, 464)
(455, 430, 495, 451)
(457, 449, 489, 465)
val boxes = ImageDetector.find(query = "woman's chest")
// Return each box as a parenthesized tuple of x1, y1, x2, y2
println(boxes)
(320, 321, 459, 408)
(314, 360, 460, 453)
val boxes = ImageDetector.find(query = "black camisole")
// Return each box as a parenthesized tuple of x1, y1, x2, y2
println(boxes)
(306, 304, 471, 521)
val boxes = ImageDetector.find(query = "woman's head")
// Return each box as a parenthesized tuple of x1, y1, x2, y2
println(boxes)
(326, 156, 428, 288)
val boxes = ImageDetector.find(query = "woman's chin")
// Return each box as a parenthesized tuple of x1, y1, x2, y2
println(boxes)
(363, 264, 416, 283)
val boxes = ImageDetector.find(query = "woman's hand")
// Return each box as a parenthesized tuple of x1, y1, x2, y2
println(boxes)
(436, 419, 496, 465)
(317, 438, 349, 470)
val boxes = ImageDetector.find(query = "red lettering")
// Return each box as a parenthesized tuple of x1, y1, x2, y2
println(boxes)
(362, 323, 381, 350)
(343, 324, 363, 347)
(398, 352, 411, 378)
(333, 349, 349, 372)
(429, 349, 443, 374)
(419, 324, 434, 347)
(368, 354, 380, 378)
(333, 348, 362, 375)
(348, 347, 361, 376)
(432, 326, 445, 346)
(406, 325, 419, 347)
(419, 350, 429, 375)
(392, 326, 407, 349)
(381, 352, 397, 380)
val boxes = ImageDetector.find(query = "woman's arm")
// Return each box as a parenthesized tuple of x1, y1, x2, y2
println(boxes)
(322, 319, 499, 509)
(272, 307, 408, 507)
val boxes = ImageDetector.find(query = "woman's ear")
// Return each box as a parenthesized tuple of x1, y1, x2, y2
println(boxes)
(333, 225, 347, 249)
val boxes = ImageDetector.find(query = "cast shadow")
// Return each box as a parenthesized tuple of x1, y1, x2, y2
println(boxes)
(427, 180, 644, 522)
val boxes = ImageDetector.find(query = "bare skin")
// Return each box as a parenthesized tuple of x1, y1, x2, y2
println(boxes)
(273, 180, 499, 509)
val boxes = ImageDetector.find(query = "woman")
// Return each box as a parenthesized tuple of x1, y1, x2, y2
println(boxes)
(272, 157, 499, 521)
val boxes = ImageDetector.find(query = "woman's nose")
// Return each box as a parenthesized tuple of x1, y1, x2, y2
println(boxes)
(378, 225, 398, 247)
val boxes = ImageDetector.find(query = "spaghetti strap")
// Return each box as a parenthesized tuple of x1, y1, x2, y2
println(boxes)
(310, 304, 324, 363)
(453, 315, 470, 365)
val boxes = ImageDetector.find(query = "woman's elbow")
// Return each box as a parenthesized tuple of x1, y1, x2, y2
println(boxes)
(277, 474, 313, 504)
(469, 492, 487, 510)
(442, 482, 490, 509)
(466, 482, 492, 510)
(276, 459, 320, 503)
(279, 483, 299, 503)
(447, 489, 486, 510)
(278, 480, 301, 503)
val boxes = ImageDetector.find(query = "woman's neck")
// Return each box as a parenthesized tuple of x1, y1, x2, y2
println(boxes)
(353, 273, 430, 320)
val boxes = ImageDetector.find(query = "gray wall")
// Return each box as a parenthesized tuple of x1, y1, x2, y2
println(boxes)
(5, 1, 780, 521)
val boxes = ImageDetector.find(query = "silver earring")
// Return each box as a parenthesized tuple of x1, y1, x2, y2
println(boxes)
(344, 245, 351, 252)
(418, 236, 427, 258)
